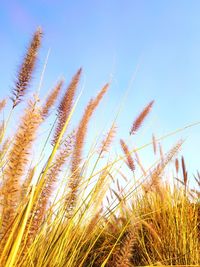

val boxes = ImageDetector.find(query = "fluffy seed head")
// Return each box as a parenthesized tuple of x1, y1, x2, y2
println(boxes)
(130, 100, 154, 135)
(52, 68, 82, 144)
(120, 139, 135, 172)
(1, 100, 42, 236)
(65, 83, 109, 215)
(11, 27, 42, 108)
(42, 79, 64, 118)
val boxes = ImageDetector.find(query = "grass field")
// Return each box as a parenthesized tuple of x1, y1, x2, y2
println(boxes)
(0, 28, 199, 267)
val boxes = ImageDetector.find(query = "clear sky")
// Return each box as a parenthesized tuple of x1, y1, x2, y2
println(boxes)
(0, 1, 200, 182)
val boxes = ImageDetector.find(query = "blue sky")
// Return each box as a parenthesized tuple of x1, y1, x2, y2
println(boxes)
(0, 1, 200, 183)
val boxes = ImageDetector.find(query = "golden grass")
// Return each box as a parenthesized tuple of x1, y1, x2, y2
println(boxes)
(120, 139, 135, 172)
(42, 79, 64, 119)
(0, 29, 199, 267)
(129, 100, 154, 135)
(52, 68, 82, 145)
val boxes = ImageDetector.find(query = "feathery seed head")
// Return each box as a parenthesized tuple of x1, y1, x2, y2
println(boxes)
(52, 68, 82, 145)
(120, 139, 135, 172)
(65, 83, 109, 216)
(99, 124, 117, 155)
(42, 79, 64, 118)
(130, 100, 154, 135)
(42, 80, 64, 118)
(11, 27, 42, 108)
(1, 100, 42, 236)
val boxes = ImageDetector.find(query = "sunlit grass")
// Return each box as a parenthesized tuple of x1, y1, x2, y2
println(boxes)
(0, 28, 199, 267)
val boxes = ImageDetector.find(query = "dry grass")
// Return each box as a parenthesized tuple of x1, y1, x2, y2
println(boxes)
(0, 29, 199, 267)
(11, 27, 42, 108)
(129, 100, 154, 135)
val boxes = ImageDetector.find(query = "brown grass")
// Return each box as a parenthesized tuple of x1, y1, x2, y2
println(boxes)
(114, 228, 138, 267)
(65, 83, 109, 216)
(42, 79, 64, 118)
(120, 139, 135, 172)
(11, 28, 42, 108)
(52, 68, 82, 144)
(1, 100, 42, 238)
(99, 123, 117, 156)
(130, 100, 154, 135)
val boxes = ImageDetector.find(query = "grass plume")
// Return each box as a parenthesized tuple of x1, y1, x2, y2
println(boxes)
(42, 79, 64, 118)
(1, 100, 42, 238)
(65, 83, 109, 215)
(11, 28, 42, 108)
(120, 139, 135, 171)
(52, 68, 82, 144)
(130, 100, 154, 135)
